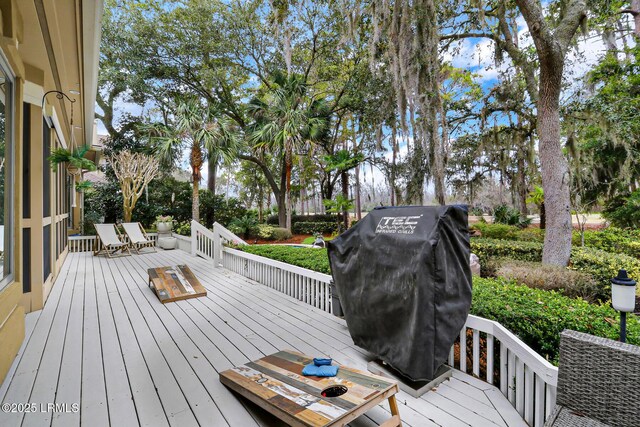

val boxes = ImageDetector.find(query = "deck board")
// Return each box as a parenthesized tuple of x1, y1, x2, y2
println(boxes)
(0, 250, 527, 427)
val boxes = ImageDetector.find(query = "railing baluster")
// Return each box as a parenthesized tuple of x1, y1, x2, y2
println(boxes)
(472, 329, 480, 377)
(524, 365, 534, 424)
(516, 357, 525, 415)
(486, 334, 494, 385)
(500, 342, 508, 396)
(459, 328, 467, 373)
(508, 350, 516, 404)
(534, 374, 545, 427)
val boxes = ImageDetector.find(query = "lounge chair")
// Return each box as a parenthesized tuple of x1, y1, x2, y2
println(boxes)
(121, 222, 156, 254)
(94, 224, 131, 257)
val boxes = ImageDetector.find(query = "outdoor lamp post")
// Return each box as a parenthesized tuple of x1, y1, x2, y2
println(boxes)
(611, 269, 637, 343)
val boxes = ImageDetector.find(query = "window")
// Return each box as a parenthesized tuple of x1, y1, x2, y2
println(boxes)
(0, 53, 14, 289)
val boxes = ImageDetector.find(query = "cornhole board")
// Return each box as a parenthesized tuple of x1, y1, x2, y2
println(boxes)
(147, 265, 206, 303)
(219, 350, 402, 427)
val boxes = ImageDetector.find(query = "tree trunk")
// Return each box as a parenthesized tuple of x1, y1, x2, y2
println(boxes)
(191, 145, 203, 222)
(538, 59, 572, 265)
(355, 164, 362, 220)
(285, 146, 293, 231)
(207, 159, 217, 194)
(192, 171, 200, 222)
(341, 170, 349, 229)
(539, 202, 546, 230)
(514, 0, 585, 266)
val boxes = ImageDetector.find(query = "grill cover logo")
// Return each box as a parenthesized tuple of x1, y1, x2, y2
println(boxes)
(375, 215, 423, 234)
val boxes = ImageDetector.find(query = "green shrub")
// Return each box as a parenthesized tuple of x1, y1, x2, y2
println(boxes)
(472, 277, 640, 363)
(228, 215, 258, 239)
(602, 190, 640, 228)
(266, 214, 340, 225)
(253, 224, 276, 240)
(515, 228, 545, 243)
(174, 221, 191, 237)
(292, 221, 338, 235)
(240, 245, 331, 274)
(493, 204, 532, 228)
(471, 238, 543, 264)
(270, 227, 292, 241)
(472, 223, 519, 240)
(569, 247, 640, 300)
(496, 260, 600, 302)
(573, 227, 640, 259)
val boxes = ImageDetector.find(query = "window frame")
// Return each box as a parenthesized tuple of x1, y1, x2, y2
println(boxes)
(0, 49, 15, 292)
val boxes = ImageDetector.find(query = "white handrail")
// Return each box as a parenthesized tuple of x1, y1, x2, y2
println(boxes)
(222, 247, 334, 313)
(68, 233, 158, 253)
(191, 220, 246, 266)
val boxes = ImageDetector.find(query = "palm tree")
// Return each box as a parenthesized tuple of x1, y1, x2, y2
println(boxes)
(247, 72, 328, 230)
(148, 98, 237, 222)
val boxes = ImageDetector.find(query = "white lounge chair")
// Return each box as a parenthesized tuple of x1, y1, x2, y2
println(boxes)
(121, 222, 156, 254)
(94, 224, 131, 257)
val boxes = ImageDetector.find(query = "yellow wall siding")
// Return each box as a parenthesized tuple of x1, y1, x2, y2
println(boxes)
(0, 282, 24, 384)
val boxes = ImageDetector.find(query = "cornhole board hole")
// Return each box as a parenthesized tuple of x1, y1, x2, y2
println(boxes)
(147, 265, 206, 303)
(219, 350, 402, 427)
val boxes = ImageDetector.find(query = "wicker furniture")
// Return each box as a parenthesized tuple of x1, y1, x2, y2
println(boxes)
(544, 330, 640, 427)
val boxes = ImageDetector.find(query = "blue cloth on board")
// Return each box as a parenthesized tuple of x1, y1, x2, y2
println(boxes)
(302, 363, 339, 377)
(313, 357, 333, 366)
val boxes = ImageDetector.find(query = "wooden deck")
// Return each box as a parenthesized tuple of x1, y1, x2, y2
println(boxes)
(0, 250, 527, 427)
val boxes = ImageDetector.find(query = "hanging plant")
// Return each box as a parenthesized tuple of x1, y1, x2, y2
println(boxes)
(75, 180, 93, 193)
(48, 145, 97, 174)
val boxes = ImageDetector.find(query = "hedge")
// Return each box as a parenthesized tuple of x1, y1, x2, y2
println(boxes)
(574, 228, 640, 259)
(240, 245, 332, 274)
(292, 221, 338, 235)
(471, 238, 543, 263)
(266, 214, 341, 225)
(569, 247, 640, 299)
(472, 277, 640, 363)
(236, 244, 640, 363)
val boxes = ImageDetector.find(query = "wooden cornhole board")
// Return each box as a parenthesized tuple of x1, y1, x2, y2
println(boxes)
(147, 265, 206, 303)
(219, 350, 402, 427)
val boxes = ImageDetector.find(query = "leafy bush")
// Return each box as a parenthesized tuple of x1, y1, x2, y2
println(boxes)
(602, 190, 640, 228)
(266, 214, 340, 225)
(472, 277, 640, 363)
(569, 247, 640, 300)
(253, 224, 276, 240)
(573, 227, 640, 258)
(292, 221, 338, 235)
(239, 245, 331, 274)
(229, 215, 258, 239)
(471, 238, 543, 264)
(492, 204, 532, 228)
(174, 221, 191, 236)
(472, 223, 519, 240)
(516, 228, 545, 243)
(270, 227, 292, 241)
(496, 260, 600, 302)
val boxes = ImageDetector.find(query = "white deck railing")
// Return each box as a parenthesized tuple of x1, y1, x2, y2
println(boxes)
(450, 315, 557, 427)
(191, 220, 247, 265)
(222, 247, 333, 314)
(68, 232, 158, 252)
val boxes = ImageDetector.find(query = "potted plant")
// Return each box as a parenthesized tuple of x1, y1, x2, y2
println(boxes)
(75, 180, 93, 193)
(49, 145, 97, 176)
(155, 215, 174, 233)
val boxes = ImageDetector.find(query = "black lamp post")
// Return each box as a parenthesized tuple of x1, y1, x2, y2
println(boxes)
(611, 269, 637, 343)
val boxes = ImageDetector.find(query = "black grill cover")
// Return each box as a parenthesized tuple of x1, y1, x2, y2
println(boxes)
(327, 205, 472, 381)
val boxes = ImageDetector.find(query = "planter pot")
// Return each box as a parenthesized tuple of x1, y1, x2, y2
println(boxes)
(156, 222, 173, 233)
(66, 164, 80, 176)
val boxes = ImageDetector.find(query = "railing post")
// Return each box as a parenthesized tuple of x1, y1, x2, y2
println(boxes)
(213, 224, 222, 268)
(190, 220, 197, 256)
